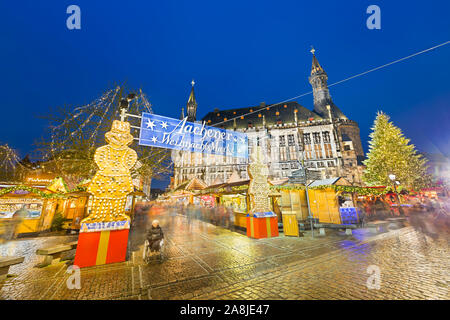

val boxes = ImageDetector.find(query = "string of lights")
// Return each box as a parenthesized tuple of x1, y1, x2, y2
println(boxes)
(48, 87, 153, 177)
(0, 144, 24, 178)
(211, 40, 450, 127)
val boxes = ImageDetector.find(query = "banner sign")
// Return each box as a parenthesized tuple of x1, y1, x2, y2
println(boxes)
(79, 220, 130, 233)
(139, 113, 248, 158)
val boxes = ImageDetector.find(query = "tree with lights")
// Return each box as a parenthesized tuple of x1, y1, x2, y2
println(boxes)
(0, 144, 22, 182)
(36, 85, 172, 191)
(363, 111, 431, 190)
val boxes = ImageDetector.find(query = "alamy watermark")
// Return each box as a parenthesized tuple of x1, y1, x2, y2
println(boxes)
(366, 5, 381, 30)
(66, 265, 81, 289)
(366, 265, 381, 290)
(66, 5, 81, 30)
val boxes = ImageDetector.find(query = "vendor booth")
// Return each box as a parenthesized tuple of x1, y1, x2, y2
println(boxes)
(307, 178, 354, 224)
(273, 177, 360, 225)
(0, 180, 67, 237)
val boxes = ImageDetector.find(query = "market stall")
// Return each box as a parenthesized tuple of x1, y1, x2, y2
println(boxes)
(0, 182, 66, 237)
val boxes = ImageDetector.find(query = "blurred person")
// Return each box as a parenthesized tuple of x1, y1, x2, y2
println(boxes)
(356, 201, 367, 227)
(409, 203, 425, 230)
(374, 198, 387, 220)
(225, 205, 234, 230)
(147, 220, 164, 252)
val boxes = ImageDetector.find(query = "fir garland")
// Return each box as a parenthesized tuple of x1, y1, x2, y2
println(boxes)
(270, 184, 400, 196)
(0, 185, 67, 199)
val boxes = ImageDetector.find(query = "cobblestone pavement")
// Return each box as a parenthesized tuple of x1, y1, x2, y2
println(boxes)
(0, 215, 448, 300)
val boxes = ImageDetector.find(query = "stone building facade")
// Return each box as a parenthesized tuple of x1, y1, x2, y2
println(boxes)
(171, 51, 365, 188)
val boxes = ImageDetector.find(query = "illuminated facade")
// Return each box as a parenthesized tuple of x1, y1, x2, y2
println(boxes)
(172, 51, 365, 187)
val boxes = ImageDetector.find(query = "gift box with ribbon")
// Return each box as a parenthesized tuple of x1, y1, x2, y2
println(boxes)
(74, 221, 129, 268)
(246, 212, 279, 239)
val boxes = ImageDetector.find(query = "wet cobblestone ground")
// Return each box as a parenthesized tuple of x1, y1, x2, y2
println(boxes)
(0, 215, 448, 300)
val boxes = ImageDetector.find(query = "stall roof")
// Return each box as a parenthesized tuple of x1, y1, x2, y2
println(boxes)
(308, 177, 350, 187)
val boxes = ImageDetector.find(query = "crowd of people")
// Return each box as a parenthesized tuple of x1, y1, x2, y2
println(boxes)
(132, 201, 237, 231)
(356, 194, 450, 236)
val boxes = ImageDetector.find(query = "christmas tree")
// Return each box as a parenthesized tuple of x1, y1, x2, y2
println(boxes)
(363, 111, 430, 190)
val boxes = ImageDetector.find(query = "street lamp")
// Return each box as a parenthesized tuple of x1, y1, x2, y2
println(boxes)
(119, 93, 137, 121)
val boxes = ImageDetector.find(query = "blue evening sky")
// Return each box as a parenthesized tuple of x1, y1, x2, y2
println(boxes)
(0, 1, 449, 188)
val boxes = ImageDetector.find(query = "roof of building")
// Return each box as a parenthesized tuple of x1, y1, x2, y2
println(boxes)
(201, 101, 324, 130)
(311, 53, 325, 76)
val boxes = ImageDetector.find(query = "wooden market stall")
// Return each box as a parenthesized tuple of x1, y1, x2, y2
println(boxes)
(307, 178, 353, 224)
(61, 185, 147, 231)
(273, 177, 355, 225)
(167, 177, 208, 205)
(0, 182, 66, 237)
(197, 179, 281, 229)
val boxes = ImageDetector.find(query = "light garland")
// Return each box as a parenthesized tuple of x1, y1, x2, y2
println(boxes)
(0, 185, 66, 199)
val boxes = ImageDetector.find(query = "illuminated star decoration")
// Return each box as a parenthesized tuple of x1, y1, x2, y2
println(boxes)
(146, 119, 155, 130)
(161, 121, 168, 129)
(151, 136, 158, 143)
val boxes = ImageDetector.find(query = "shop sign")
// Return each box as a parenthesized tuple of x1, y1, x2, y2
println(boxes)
(139, 113, 248, 158)
(25, 176, 55, 185)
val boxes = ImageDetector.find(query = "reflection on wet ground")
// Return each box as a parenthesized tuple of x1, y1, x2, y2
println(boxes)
(0, 210, 448, 300)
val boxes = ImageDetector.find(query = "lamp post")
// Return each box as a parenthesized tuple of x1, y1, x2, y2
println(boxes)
(119, 93, 137, 122)
(301, 158, 314, 238)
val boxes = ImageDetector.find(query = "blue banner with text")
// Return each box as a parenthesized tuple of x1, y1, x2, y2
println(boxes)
(139, 113, 248, 158)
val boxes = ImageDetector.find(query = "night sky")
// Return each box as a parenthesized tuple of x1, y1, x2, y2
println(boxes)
(1, 1, 449, 188)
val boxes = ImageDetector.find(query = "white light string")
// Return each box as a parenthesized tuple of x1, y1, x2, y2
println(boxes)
(211, 40, 450, 127)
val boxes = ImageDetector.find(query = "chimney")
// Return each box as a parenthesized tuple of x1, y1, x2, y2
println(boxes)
(326, 105, 333, 122)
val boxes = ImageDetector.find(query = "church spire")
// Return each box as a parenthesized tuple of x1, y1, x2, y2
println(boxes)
(310, 46, 325, 76)
(308, 48, 347, 120)
(186, 79, 197, 122)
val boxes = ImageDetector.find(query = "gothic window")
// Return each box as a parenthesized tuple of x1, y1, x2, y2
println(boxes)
(281, 163, 290, 170)
(314, 144, 323, 159)
(297, 133, 304, 151)
(313, 132, 321, 144)
(304, 133, 311, 145)
(287, 134, 295, 146)
(323, 131, 331, 143)
(289, 146, 297, 160)
(324, 143, 333, 158)
(280, 147, 287, 161)
(327, 161, 335, 167)
(304, 144, 313, 160)
(279, 135, 286, 147)
(317, 162, 325, 168)
(290, 162, 298, 169)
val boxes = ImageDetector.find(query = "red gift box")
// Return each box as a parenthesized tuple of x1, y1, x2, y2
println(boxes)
(246, 215, 279, 239)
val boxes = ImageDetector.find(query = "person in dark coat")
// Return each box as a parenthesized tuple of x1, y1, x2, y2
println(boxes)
(409, 203, 426, 233)
(147, 220, 164, 252)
